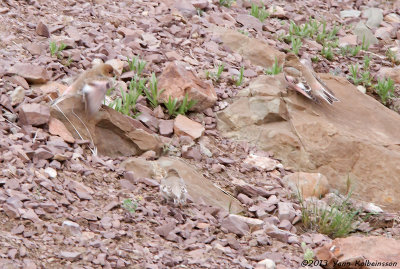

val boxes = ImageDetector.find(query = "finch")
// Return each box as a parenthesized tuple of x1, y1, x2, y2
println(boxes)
(54, 63, 115, 116)
(283, 53, 339, 105)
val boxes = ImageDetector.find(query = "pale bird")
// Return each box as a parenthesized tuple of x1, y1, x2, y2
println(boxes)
(55, 63, 115, 115)
(160, 168, 188, 206)
(283, 53, 339, 105)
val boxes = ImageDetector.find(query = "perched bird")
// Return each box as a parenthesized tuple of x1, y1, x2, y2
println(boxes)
(82, 80, 110, 116)
(54, 64, 115, 116)
(160, 168, 188, 206)
(283, 53, 339, 105)
(62, 63, 115, 96)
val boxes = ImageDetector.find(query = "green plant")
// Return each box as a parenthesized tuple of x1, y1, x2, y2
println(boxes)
(386, 48, 398, 65)
(127, 56, 147, 76)
(206, 63, 225, 82)
(361, 35, 370, 51)
(177, 93, 197, 115)
(375, 78, 395, 105)
(302, 242, 314, 262)
(250, 3, 269, 22)
(143, 73, 164, 108)
(49, 41, 67, 59)
(311, 56, 319, 63)
(109, 75, 143, 117)
(291, 36, 302, 55)
(265, 57, 282, 75)
(165, 96, 179, 116)
(238, 29, 249, 36)
(348, 64, 363, 85)
(164, 93, 197, 117)
(196, 8, 204, 17)
(298, 191, 360, 238)
(321, 45, 334, 61)
(234, 66, 245, 86)
(122, 198, 138, 213)
(350, 45, 361, 56)
(219, 0, 234, 7)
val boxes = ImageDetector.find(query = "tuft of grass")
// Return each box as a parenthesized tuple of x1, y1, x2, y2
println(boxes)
(206, 63, 225, 83)
(165, 96, 179, 116)
(122, 199, 138, 213)
(265, 57, 282, 75)
(321, 45, 334, 61)
(234, 66, 245, 86)
(361, 35, 370, 51)
(109, 75, 144, 117)
(374, 78, 395, 105)
(127, 56, 147, 76)
(164, 93, 197, 117)
(49, 41, 67, 59)
(218, 0, 234, 7)
(290, 36, 302, 55)
(386, 48, 399, 65)
(351, 45, 362, 56)
(298, 191, 360, 238)
(302, 242, 314, 263)
(143, 73, 164, 108)
(250, 3, 269, 22)
(238, 29, 249, 36)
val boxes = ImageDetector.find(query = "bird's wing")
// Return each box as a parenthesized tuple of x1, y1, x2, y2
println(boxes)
(82, 81, 109, 116)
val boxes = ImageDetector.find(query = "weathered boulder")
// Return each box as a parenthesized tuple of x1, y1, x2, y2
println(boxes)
(50, 95, 163, 158)
(157, 61, 217, 112)
(120, 156, 244, 213)
(217, 73, 400, 211)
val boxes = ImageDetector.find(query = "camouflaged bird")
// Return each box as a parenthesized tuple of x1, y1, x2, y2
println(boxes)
(54, 63, 115, 116)
(160, 168, 187, 206)
(283, 53, 339, 105)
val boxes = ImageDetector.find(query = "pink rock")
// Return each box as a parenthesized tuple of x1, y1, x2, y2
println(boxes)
(8, 63, 50, 84)
(158, 62, 217, 112)
(19, 103, 50, 126)
(174, 114, 205, 139)
(49, 117, 75, 143)
(36, 21, 50, 37)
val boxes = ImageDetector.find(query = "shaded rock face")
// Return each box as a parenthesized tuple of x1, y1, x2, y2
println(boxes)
(120, 156, 244, 214)
(50, 95, 163, 158)
(217, 73, 400, 211)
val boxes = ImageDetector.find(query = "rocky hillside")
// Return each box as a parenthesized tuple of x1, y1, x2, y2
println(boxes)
(1, 0, 400, 268)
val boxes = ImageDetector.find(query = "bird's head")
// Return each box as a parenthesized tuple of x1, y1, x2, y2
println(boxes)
(100, 64, 116, 78)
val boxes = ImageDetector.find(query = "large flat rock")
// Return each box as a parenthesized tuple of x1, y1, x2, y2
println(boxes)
(217, 73, 400, 211)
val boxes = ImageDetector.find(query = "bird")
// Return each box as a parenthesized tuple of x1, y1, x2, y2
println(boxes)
(160, 168, 188, 206)
(54, 63, 115, 116)
(62, 63, 115, 96)
(283, 53, 339, 105)
(82, 80, 110, 116)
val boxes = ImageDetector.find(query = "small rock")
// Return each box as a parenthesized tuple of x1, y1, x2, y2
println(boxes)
(8, 63, 50, 84)
(257, 258, 276, 269)
(159, 120, 174, 136)
(10, 86, 25, 106)
(59, 251, 82, 261)
(363, 202, 383, 213)
(62, 220, 82, 236)
(268, 6, 285, 18)
(19, 103, 50, 126)
(283, 172, 330, 199)
(221, 214, 249, 236)
(340, 10, 361, 18)
(49, 117, 75, 143)
(174, 114, 205, 140)
(356, 85, 366, 94)
(44, 167, 57, 178)
(36, 21, 50, 37)
(363, 8, 383, 28)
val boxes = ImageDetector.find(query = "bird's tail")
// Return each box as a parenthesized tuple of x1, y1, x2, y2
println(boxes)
(318, 88, 339, 105)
